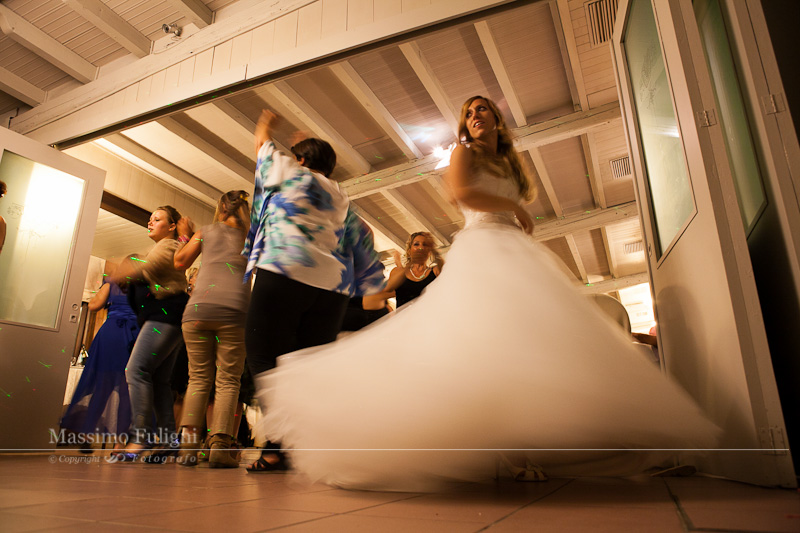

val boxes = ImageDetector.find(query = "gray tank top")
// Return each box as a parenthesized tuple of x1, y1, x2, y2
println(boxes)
(183, 223, 250, 325)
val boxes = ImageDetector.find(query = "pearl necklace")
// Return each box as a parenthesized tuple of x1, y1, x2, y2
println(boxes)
(408, 265, 429, 280)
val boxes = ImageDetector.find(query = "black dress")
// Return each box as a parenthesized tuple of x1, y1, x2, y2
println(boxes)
(394, 271, 437, 308)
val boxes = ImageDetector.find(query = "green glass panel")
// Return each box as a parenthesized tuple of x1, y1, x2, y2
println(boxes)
(695, 0, 766, 231)
(0, 150, 85, 328)
(623, 0, 694, 257)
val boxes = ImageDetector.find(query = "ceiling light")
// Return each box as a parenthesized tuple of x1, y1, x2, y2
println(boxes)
(434, 143, 455, 170)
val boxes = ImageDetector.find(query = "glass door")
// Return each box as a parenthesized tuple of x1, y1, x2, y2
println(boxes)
(612, 0, 794, 486)
(0, 127, 105, 451)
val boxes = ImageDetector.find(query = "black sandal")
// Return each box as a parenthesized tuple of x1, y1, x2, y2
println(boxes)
(245, 451, 289, 473)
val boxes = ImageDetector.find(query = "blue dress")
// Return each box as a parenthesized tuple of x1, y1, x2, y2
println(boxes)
(61, 283, 139, 436)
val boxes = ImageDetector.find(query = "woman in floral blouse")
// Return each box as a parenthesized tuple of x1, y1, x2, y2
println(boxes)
(243, 110, 385, 472)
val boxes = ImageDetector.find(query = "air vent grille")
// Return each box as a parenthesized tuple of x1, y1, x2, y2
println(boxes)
(585, 0, 619, 47)
(623, 241, 644, 254)
(610, 155, 631, 180)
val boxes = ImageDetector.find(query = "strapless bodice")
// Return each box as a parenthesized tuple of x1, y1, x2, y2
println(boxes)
(457, 170, 521, 229)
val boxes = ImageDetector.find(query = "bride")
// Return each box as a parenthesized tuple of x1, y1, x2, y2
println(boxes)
(257, 96, 719, 491)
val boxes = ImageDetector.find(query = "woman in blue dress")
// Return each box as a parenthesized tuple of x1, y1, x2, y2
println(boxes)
(60, 255, 140, 447)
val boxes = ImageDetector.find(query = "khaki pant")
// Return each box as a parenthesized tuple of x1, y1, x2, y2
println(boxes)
(181, 321, 246, 436)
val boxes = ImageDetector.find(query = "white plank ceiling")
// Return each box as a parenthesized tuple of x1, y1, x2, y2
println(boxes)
(0, 0, 647, 293)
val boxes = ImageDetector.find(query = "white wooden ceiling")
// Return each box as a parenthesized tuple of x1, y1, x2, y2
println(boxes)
(0, 0, 647, 293)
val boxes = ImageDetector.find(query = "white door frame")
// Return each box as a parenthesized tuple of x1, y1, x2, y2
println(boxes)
(612, 0, 794, 486)
(0, 127, 105, 451)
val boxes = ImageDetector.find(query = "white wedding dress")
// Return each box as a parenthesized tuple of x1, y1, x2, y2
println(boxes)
(257, 171, 719, 491)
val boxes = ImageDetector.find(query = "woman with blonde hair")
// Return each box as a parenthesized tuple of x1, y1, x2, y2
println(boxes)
(173, 190, 251, 467)
(381, 231, 444, 309)
(256, 96, 718, 491)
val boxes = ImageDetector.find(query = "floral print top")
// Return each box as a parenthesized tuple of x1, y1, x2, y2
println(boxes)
(243, 141, 385, 297)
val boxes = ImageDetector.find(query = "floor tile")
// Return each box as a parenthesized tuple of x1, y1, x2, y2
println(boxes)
(666, 476, 800, 533)
(352, 492, 526, 524)
(533, 476, 675, 508)
(271, 513, 483, 532)
(110, 501, 331, 532)
(237, 487, 416, 513)
(484, 505, 686, 533)
(0, 511, 90, 533)
(0, 488, 95, 509)
(0, 455, 796, 532)
(7, 496, 203, 521)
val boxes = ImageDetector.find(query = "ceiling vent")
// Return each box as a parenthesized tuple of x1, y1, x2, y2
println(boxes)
(609, 155, 632, 180)
(585, 0, 619, 47)
(623, 241, 644, 254)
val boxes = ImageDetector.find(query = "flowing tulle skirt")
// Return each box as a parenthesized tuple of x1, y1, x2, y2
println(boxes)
(61, 307, 139, 436)
(258, 224, 719, 491)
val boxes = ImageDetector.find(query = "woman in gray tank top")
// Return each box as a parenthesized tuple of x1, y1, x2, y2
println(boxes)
(173, 190, 251, 468)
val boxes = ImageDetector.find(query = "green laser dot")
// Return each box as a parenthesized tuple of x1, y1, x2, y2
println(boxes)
(153, 327, 162, 334)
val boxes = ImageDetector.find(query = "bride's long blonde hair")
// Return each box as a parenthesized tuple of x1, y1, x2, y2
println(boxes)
(457, 96, 536, 202)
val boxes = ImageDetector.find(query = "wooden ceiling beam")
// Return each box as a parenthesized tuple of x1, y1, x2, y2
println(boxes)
(184, 103, 256, 163)
(527, 148, 562, 217)
(579, 272, 650, 294)
(581, 132, 617, 278)
(601, 226, 618, 278)
(399, 42, 459, 135)
(0, 66, 45, 106)
(102, 134, 221, 205)
(582, 133, 607, 209)
(263, 81, 372, 177)
(155, 116, 253, 191)
(62, 0, 151, 58)
(165, 0, 213, 28)
(532, 202, 639, 241)
(353, 207, 406, 250)
(550, 0, 582, 109)
(427, 176, 463, 226)
(0, 4, 97, 83)
(515, 101, 620, 151)
(382, 189, 451, 247)
(474, 20, 526, 128)
(565, 234, 589, 284)
(342, 103, 620, 199)
(554, 0, 588, 110)
(329, 61, 423, 160)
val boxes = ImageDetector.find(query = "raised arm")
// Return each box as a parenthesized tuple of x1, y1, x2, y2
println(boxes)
(446, 145, 533, 234)
(254, 110, 279, 154)
(174, 228, 203, 271)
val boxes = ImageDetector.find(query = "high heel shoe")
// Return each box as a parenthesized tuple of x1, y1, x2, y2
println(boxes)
(142, 438, 180, 464)
(109, 442, 152, 463)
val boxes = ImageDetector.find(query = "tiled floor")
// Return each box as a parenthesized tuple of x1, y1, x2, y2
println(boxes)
(0, 452, 798, 532)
